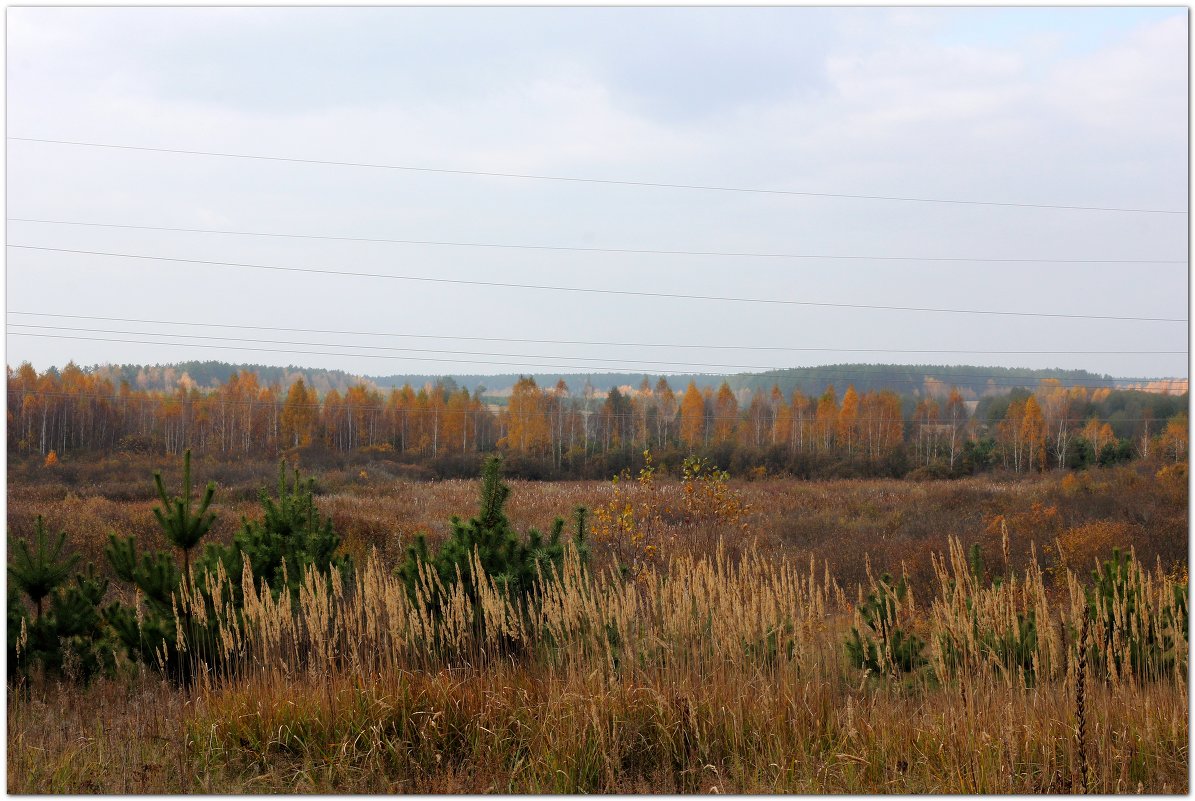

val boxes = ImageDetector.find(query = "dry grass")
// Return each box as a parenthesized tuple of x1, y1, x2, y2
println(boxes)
(9, 536, 1188, 793)
(8, 676, 196, 793)
(7, 457, 1188, 793)
(10, 457, 1186, 592)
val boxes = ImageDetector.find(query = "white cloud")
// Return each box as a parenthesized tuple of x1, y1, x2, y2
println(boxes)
(6, 8, 1188, 378)
(1043, 15, 1187, 140)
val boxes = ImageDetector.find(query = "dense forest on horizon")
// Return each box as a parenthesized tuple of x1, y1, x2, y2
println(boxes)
(8, 360, 1187, 480)
(371, 363, 1129, 398)
(69, 360, 376, 396)
(23, 358, 1180, 399)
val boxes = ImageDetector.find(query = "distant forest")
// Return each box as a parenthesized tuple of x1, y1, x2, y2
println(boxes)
(83, 361, 374, 395)
(372, 363, 1121, 399)
(8, 360, 1187, 480)
(55, 359, 1171, 402)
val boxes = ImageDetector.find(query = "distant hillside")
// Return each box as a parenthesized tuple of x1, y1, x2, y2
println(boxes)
(369, 364, 1123, 400)
(722, 364, 1116, 399)
(368, 373, 697, 394)
(38, 361, 1182, 401)
(84, 361, 375, 395)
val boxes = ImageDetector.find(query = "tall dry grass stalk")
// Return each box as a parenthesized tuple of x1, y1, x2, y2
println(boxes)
(9, 465, 1187, 792)
(1076, 611, 1090, 793)
(180, 542, 842, 688)
(114, 536, 1187, 793)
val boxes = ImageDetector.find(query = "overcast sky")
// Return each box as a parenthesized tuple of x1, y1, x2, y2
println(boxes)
(6, 7, 1189, 382)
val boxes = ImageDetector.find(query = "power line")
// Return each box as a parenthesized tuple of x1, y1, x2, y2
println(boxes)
(7, 217, 1186, 265)
(9, 311, 1185, 356)
(7, 323, 1189, 373)
(11, 330, 1180, 390)
(9, 136, 1187, 215)
(3, 389, 1173, 425)
(10, 331, 720, 376)
(8, 244, 1186, 323)
(7, 323, 838, 371)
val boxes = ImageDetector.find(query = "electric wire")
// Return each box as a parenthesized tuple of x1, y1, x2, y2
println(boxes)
(7, 217, 1186, 265)
(11, 330, 1184, 390)
(8, 136, 1186, 215)
(7, 323, 1189, 373)
(10, 323, 845, 371)
(8, 244, 1186, 323)
(11, 331, 720, 376)
(8, 311, 1184, 355)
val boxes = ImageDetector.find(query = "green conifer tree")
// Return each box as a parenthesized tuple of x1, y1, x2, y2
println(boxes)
(9, 516, 78, 619)
(103, 534, 189, 678)
(150, 449, 216, 578)
(845, 572, 926, 675)
(8, 519, 114, 682)
(397, 455, 587, 614)
(104, 449, 221, 681)
(218, 460, 352, 599)
(104, 452, 351, 682)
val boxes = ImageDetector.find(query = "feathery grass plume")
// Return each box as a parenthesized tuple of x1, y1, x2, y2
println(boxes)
(931, 536, 1043, 686)
(225, 459, 353, 600)
(395, 455, 587, 656)
(8, 463, 1189, 793)
(846, 571, 926, 676)
(1083, 547, 1188, 682)
(1075, 611, 1090, 793)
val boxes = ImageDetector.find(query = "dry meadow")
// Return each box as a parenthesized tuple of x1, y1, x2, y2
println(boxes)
(6, 454, 1189, 793)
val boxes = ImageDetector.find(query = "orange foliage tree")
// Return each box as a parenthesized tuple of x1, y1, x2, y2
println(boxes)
(712, 382, 738, 445)
(1022, 395, 1047, 472)
(814, 385, 838, 454)
(837, 385, 860, 456)
(679, 380, 706, 449)
(501, 376, 550, 455)
(280, 378, 318, 448)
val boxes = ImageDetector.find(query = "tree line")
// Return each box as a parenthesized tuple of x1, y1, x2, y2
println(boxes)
(7, 362, 1187, 477)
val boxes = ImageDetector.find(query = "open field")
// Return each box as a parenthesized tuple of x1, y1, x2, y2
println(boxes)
(9, 4, 1189, 794)
(7, 454, 1189, 793)
(9, 453, 1188, 594)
